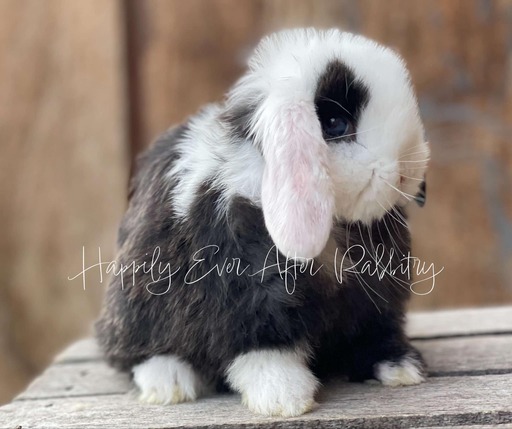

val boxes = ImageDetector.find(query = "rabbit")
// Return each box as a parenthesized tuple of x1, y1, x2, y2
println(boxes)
(96, 28, 430, 417)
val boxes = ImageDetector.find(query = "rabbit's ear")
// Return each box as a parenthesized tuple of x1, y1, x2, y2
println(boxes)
(256, 98, 335, 259)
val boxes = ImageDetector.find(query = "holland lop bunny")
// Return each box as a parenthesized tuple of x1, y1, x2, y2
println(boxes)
(96, 28, 430, 417)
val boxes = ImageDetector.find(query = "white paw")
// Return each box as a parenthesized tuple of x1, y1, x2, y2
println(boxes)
(226, 347, 319, 417)
(132, 355, 204, 405)
(374, 353, 426, 387)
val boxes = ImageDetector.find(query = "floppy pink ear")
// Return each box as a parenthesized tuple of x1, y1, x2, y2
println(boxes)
(258, 99, 334, 259)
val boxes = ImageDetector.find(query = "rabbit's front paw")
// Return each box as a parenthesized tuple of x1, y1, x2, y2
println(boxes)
(133, 355, 204, 404)
(374, 352, 426, 387)
(226, 348, 319, 417)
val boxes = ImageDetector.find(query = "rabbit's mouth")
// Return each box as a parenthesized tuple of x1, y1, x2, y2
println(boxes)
(336, 166, 404, 224)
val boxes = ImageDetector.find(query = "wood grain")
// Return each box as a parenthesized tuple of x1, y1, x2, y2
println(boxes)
(16, 362, 130, 401)
(2, 375, 511, 428)
(53, 339, 103, 365)
(417, 335, 512, 375)
(407, 306, 512, 339)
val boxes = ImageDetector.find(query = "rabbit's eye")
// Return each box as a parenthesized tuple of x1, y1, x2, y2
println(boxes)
(315, 99, 355, 140)
(323, 116, 350, 138)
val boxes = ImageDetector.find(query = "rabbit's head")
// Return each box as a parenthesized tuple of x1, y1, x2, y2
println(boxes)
(224, 28, 429, 259)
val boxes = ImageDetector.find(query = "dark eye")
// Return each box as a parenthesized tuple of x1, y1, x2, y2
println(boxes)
(323, 116, 350, 138)
(315, 99, 354, 140)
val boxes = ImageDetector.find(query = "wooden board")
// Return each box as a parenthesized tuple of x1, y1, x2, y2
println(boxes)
(2, 375, 512, 428)
(0, 307, 511, 428)
(407, 306, 512, 339)
(417, 335, 512, 376)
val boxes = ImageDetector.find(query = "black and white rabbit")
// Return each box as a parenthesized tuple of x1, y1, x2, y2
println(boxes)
(96, 28, 430, 417)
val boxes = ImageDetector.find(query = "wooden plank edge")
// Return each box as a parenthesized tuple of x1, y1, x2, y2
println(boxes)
(2, 399, 512, 429)
(407, 306, 512, 339)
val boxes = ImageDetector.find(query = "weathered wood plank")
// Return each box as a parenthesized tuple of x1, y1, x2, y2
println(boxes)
(407, 306, 512, 339)
(53, 339, 102, 364)
(5, 308, 510, 427)
(417, 335, 512, 376)
(2, 375, 511, 428)
(15, 362, 130, 401)
(421, 426, 512, 429)
(15, 334, 512, 401)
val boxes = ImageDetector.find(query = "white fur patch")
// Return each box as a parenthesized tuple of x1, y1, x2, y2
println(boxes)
(374, 354, 425, 387)
(132, 355, 205, 405)
(167, 106, 264, 220)
(225, 348, 319, 417)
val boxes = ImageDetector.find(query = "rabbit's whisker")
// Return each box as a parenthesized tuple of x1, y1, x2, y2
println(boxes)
(398, 150, 430, 160)
(397, 159, 430, 164)
(391, 206, 409, 226)
(399, 143, 428, 155)
(380, 179, 414, 202)
(399, 173, 424, 182)
(345, 222, 383, 312)
(324, 125, 381, 141)
(319, 96, 353, 119)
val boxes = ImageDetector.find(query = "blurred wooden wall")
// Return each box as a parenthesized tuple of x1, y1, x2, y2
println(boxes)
(1, 0, 511, 404)
(0, 0, 128, 403)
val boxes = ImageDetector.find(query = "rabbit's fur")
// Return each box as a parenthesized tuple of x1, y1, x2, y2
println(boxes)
(96, 28, 429, 417)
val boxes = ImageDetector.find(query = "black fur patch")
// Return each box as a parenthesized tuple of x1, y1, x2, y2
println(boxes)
(315, 60, 370, 142)
(313, 213, 422, 380)
(221, 100, 260, 141)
